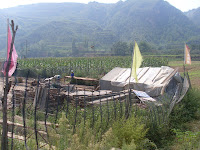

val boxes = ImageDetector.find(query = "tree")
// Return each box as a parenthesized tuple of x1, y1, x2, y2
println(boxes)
(84, 38, 89, 51)
(111, 41, 128, 56)
(128, 42, 134, 55)
(139, 41, 152, 53)
(72, 39, 79, 56)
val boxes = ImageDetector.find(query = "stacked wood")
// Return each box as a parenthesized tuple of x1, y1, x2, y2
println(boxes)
(13, 90, 24, 107)
(87, 90, 136, 105)
(12, 86, 35, 107)
(33, 86, 66, 112)
(74, 85, 95, 91)
(68, 90, 114, 107)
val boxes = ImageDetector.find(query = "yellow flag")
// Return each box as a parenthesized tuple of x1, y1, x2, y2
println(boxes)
(131, 42, 143, 82)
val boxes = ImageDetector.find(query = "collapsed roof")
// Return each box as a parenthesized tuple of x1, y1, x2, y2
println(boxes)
(100, 66, 189, 100)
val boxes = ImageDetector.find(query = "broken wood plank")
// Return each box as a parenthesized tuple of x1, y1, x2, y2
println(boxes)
(88, 93, 130, 105)
(65, 76, 98, 82)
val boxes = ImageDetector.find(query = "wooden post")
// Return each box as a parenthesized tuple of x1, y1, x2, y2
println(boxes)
(1, 20, 18, 150)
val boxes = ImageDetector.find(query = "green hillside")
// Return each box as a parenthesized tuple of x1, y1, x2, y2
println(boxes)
(0, 0, 200, 57)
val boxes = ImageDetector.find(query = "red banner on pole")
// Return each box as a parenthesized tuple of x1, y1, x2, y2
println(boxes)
(184, 44, 191, 65)
(2, 24, 18, 76)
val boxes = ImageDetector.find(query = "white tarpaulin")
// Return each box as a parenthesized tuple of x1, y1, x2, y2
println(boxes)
(100, 66, 183, 97)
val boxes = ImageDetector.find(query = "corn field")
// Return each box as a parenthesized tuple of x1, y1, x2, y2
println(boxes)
(17, 56, 169, 78)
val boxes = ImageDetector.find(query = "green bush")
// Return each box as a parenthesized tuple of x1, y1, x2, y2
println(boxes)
(46, 110, 156, 150)
(145, 88, 200, 149)
(172, 129, 200, 150)
(170, 88, 200, 129)
(111, 115, 148, 148)
(146, 122, 172, 149)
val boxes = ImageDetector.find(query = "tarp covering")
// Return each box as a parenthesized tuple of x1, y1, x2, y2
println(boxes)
(100, 66, 183, 97)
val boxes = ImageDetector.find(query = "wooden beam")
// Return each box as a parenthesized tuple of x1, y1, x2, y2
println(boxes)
(65, 76, 98, 82)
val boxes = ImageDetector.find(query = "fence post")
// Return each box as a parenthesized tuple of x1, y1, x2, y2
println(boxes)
(55, 85, 60, 124)
(34, 77, 40, 150)
(156, 106, 161, 125)
(73, 87, 78, 133)
(45, 79, 50, 145)
(119, 92, 122, 118)
(84, 89, 86, 125)
(92, 90, 94, 128)
(112, 92, 116, 120)
(99, 91, 102, 124)
(66, 84, 70, 118)
(160, 105, 165, 123)
(106, 91, 109, 126)
(124, 91, 129, 119)
(22, 70, 30, 150)
(11, 66, 18, 150)
(127, 88, 132, 118)
(152, 105, 157, 126)
(149, 106, 154, 128)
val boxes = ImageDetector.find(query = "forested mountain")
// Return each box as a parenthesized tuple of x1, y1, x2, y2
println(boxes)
(0, 0, 200, 57)
(185, 7, 200, 27)
(104, 0, 199, 44)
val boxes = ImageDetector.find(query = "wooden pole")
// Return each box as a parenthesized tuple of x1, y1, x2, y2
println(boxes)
(1, 20, 18, 150)
(126, 42, 135, 119)
(128, 42, 134, 90)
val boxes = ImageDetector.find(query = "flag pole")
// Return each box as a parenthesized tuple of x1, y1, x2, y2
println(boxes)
(184, 43, 185, 65)
(7, 19, 9, 58)
(1, 18, 9, 150)
(128, 41, 135, 90)
(126, 41, 143, 118)
(184, 43, 186, 77)
(1, 20, 18, 150)
(126, 41, 135, 119)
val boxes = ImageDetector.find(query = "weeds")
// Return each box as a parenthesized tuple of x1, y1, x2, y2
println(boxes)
(2, 84, 200, 149)
(171, 129, 200, 150)
(170, 88, 200, 129)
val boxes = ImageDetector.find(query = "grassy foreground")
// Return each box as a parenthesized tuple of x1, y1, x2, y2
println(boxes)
(0, 57, 200, 149)
(1, 88, 199, 150)
(168, 61, 200, 149)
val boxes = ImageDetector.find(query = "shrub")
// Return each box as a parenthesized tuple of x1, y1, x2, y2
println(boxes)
(111, 115, 148, 148)
(170, 88, 200, 129)
(171, 129, 200, 150)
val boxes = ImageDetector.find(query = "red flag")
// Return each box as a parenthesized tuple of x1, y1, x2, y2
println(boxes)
(2, 24, 18, 76)
(184, 44, 191, 65)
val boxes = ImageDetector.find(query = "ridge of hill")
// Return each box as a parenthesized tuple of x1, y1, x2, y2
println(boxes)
(185, 7, 200, 27)
(0, 0, 200, 57)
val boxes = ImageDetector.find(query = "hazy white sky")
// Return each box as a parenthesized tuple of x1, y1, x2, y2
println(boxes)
(0, 0, 200, 12)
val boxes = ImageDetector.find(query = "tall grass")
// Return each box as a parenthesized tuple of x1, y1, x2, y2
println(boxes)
(2, 88, 200, 149)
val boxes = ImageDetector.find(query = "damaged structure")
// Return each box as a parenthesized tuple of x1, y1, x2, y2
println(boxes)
(100, 66, 189, 103)
(3, 66, 189, 111)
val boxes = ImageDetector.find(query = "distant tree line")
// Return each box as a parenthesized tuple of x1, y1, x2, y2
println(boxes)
(111, 41, 155, 56)
(21, 39, 200, 58)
